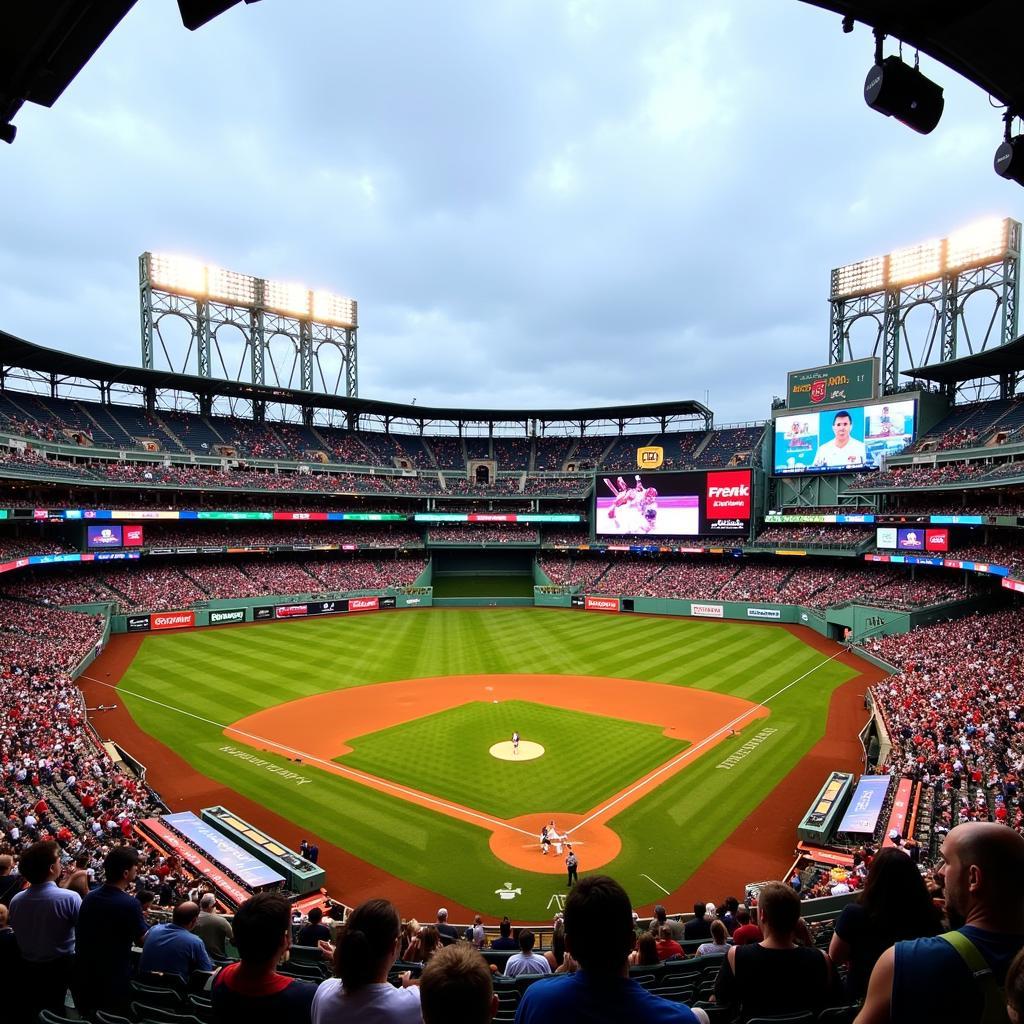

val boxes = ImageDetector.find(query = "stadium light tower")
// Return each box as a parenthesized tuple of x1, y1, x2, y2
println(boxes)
(139, 252, 359, 401)
(829, 217, 1021, 395)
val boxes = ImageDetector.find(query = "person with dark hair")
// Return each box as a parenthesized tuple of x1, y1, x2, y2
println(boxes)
(504, 928, 551, 977)
(7, 840, 80, 1016)
(683, 901, 712, 941)
(812, 409, 867, 469)
(828, 846, 942, 999)
(714, 881, 836, 1022)
(629, 931, 660, 967)
(211, 891, 317, 1022)
(656, 925, 685, 961)
(138, 899, 213, 979)
(730, 904, 762, 945)
(855, 822, 1024, 1024)
(405, 923, 442, 965)
(491, 916, 516, 950)
(297, 906, 332, 947)
(73, 844, 149, 1016)
(420, 942, 497, 1024)
(545, 916, 566, 970)
(516, 875, 707, 1022)
(312, 897, 420, 1023)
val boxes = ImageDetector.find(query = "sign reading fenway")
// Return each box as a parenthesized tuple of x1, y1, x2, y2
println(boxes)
(150, 611, 195, 631)
(706, 470, 751, 523)
(585, 596, 619, 612)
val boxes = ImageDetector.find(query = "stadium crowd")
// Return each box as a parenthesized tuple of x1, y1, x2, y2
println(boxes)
(426, 525, 539, 544)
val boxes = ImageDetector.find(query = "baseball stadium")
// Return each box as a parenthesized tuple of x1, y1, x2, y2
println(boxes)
(3, 3, 1024, 1023)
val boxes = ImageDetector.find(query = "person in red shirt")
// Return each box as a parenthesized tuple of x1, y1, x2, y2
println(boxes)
(731, 905, 764, 945)
(655, 926, 684, 961)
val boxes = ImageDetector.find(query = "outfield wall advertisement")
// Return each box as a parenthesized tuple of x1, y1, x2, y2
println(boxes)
(594, 469, 751, 537)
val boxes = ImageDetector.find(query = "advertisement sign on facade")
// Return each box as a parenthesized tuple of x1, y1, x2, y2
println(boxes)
(150, 611, 195, 631)
(275, 605, 309, 619)
(746, 607, 782, 620)
(253, 606, 274, 620)
(787, 358, 877, 409)
(691, 603, 724, 618)
(123, 525, 144, 547)
(349, 596, 379, 611)
(585, 596, 620, 612)
(837, 776, 892, 833)
(87, 525, 123, 548)
(209, 609, 246, 626)
(126, 615, 151, 632)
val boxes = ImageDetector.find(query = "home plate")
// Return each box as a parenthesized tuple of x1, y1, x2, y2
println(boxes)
(490, 740, 545, 761)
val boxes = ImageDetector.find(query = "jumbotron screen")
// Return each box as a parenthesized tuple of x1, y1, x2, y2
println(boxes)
(773, 399, 916, 475)
(594, 470, 751, 537)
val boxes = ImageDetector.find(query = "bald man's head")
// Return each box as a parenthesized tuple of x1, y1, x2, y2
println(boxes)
(939, 823, 1024, 928)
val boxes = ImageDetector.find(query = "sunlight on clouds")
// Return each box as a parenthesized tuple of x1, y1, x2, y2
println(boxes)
(542, 155, 579, 195)
(358, 173, 378, 203)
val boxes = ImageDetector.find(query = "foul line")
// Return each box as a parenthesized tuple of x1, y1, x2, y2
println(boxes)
(641, 872, 671, 895)
(79, 674, 537, 839)
(568, 643, 855, 834)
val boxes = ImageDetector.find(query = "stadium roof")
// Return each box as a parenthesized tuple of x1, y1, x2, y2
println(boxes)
(800, 2, 1024, 113)
(0, 331, 712, 427)
(901, 335, 1024, 387)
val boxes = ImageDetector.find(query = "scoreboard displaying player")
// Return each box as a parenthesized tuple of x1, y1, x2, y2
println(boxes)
(594, 469, 751, 537)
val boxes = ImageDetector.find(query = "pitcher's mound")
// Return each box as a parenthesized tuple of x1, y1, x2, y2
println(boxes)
(490, 740, 545, 762)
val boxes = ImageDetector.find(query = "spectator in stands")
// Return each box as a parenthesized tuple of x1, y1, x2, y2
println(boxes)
(212, 891, 317, 1023)
(74, 845, 149, 1016)
(420, 941, 497, 1024)
(655, 925, 685, 961)
(828, 847, 941, 1001)
(312, 897, 421, 1024)
(1007, 946, 1024, 1024)
(544, 916, 565, 970)
(629, 931, 660, 967)
(696, 919, 731, 958)
(62, 852, 93, 899)
(714, 881, 836, 1021)
(0, 902, 24, 1017)
(404, 924, 441, 965)
(0, 854, 21, 907)
(7, 840, 80, 1015)
(503, 928, 552, 977)
(730, 905, 763, 945)
(138, 899, 213, 980)
(490, 916, 516, 950)
(855, 822, 1024, 1024)
(435, 906, 459, 943)
(195, 892, 233, 959)
(516, 875, 708, 1023)
(683, 901, 713, 941)
(297, 906, 332, 947)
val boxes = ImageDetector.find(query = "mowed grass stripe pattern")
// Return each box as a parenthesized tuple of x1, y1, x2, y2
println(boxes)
(117, 608, 857, 917)
(340, 700, 688, 818)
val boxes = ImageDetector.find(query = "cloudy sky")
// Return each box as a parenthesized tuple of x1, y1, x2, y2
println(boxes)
(0, 1, 1018, 424)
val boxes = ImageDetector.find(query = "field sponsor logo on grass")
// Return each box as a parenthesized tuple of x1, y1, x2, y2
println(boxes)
(126, 615, 150, 632)
(209, 608, 246, 626)
(585, 596, 619, 612)
(746, 607, 781, 620)
(717, 727, 778, 770)
(275, 604, 308, 619)
(150, 611, 195, 630)
(691, 602, 724, 618)
(350, 596, 379, 612)
(494, 882, 522, 901)
(219, 745, 312, 786)
(253, 606, 274, 620)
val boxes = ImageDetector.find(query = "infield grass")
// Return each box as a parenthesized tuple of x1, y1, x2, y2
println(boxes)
(340, 699, 688, 817)
(114, 607, 859, 917)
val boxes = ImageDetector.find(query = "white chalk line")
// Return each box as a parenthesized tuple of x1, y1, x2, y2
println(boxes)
(79, 674, 537, 838)
(641, 872, 672, 895)
(569, 643, 855, 833)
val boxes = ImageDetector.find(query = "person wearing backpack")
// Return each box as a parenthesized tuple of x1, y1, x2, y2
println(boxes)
(855, 822, 1024, 1024)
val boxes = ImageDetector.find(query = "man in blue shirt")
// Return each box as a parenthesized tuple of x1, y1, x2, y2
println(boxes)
(855, 822, 1024, 1024)
(138, 900, 213, 980)
(8, 840, 81, 1017)
(515, 875, 707, 1023)
(74, 845, 150, 1016)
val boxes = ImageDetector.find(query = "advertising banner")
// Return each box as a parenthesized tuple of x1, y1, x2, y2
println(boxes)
(126, 615, 151, 633)
(162, 812, 285, 888)
(774, 399, 916, 474)
(349, 596, 379, 612)
(308, 600, 347, 616)
(142, 818, 249, 905)
(876, 527, 898, 549)
(595, 470, 750, 537)
(787, 358, 877, 409)
(691, 602, 724, 618)
(896, 528, 925, 551)
(925, 528, 949, 552)
(275, 604, 308, 619)
(882, 778, 915, 846)
(585, 596, 619, 612)
(123, 525, 144, 547)
(637, 446, 664, 470)
(380, 596, 397, 609)
(747, 607, 782, 620)
(209, 608, 246, 626)
(837, 775, 892, 834)
(87, 525, 123, 548)
(150, 611, 195, 631)
(570, 594, 586, 608)
(253, 606, 274, 620)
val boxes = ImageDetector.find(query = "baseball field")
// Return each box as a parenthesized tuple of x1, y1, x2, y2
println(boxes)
(81, 607, 874, 919)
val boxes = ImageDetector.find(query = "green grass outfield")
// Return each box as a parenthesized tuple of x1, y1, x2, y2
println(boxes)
(340, 700, 688, 818)
(115, 608, 858, 918)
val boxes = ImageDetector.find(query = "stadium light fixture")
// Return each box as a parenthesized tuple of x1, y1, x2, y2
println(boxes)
(863, 33, 944, 136)
(264, 280, 311, 319)
(995, 113, 1024, 188)
(888, 238, 943, 288)
(150, 253, 209, 296)
(946, 217, 1011, 271)
(830, 256, 885, 301)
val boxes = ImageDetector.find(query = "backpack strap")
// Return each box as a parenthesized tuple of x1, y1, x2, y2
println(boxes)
(937, 930, 1008, 1024)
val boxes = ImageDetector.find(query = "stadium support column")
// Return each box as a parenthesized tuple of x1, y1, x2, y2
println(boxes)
(882, 289, 901, 395)
(140, 254, 155, 370)
(345, 326, 358, 398)
(250, 307, 265, 387)
(829, 298, 846, 364)
(299, 320, 314, 393)
(196, 298, 212, 379)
